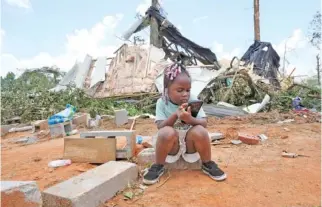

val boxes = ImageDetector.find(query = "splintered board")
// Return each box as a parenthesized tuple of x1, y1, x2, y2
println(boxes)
(63, 138, 116, 163)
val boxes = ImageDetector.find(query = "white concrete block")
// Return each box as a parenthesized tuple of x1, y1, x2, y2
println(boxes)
(42, 161, 138, 207)
(209, 132, 224, 141)
(114, 109, 128, 126)
(1, 181, 42, 207)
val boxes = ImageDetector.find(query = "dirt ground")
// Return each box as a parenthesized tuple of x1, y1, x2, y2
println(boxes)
(1, 111, 321, 207)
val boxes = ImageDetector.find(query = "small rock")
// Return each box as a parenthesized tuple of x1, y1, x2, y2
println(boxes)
(33, 176, 40, 180)
(209, 132, 224, 141)
(32, 157, 42, 162)
(283, 128, 290, 132)
(139, 184, 148, 190)
(231, 140, 242, 145)
(211, 140, 221, 145)
(281, 135, 289, 139)
(258, 134, 268, 142)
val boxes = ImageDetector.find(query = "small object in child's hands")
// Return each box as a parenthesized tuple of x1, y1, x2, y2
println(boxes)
(186, 100, 203, 118)
(181, 100, 203, 124)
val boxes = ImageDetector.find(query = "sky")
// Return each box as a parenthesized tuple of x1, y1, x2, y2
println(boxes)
(0, 0, 321, 79)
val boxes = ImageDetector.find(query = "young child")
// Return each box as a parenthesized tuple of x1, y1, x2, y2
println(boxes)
(143, 62, 227, 185)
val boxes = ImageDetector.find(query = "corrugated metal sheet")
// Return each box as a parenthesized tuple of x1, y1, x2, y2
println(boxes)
(90, 57, 106, 88)
(75, 55, 92, 88)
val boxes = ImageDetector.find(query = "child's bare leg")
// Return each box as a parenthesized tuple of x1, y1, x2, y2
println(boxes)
(155, 126, 179, 165)
(185, 125, 211, 162)
(143, 126, 178, 185)
(186, 125, 227, 181)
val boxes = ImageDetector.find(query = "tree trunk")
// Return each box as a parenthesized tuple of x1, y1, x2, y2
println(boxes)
(254, 0, 260, 41)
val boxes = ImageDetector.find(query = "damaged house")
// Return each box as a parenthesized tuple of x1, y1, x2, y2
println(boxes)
(51, 4, 281, 113)
(51, 5, 223, 98)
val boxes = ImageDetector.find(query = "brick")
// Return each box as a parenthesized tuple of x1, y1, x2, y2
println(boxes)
(238, 133, 260, 145)
(137, 148, 201, 170)
(114, 109, 128, 126)
(1, 181, 42, 207)
(42, 161, 138, 207)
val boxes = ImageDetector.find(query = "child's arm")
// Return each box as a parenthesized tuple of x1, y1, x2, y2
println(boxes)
(186, 117, 207, 128)
(188, 106, 207, 127)
(155, 98, 178, 129)
(156, 113, 178, 129)
(178, 103, 208, 128)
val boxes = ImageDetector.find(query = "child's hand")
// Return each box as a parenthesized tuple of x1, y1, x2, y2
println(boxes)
(177, 103, 193, 123)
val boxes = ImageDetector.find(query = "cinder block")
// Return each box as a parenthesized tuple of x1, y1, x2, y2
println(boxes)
(49, 121, 72, 139)
(80, 131, 135, 159)
(1, 181, 42, 207)
(49, 123, 65, 138)
(114, 109, 128, 126)
(42, 161, 138, 207)
(72, 114, 90, 127)
(33, 120, 49, 131)
(137, 148, 201, 170)
(63, 138, 116, 163)
(137, 148, 155, 165)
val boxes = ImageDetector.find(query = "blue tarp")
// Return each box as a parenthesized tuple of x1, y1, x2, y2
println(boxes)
(48, 104, 76, 125)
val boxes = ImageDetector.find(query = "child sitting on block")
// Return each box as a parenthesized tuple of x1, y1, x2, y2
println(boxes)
(143, 62, 227, 185)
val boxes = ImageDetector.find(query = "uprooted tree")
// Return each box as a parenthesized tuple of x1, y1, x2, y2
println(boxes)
(308, 11, 321, 85)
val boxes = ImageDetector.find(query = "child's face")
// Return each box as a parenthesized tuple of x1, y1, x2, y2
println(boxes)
(168, 73, 191, 105)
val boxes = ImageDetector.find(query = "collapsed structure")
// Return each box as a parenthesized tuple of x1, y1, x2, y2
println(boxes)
(51, 5, 282, 110)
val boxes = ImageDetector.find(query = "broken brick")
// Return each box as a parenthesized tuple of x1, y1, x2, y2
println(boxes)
(238, 133, 260, 145)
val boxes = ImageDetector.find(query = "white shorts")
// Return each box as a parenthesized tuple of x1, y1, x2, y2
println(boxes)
(152, 128, 200, 164)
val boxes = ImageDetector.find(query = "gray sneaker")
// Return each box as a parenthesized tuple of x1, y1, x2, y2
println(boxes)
(142, 164, 165, 185)
(202, 161, 227, 181)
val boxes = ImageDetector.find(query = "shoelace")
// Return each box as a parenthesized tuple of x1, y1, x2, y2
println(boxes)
(149, 164, 163, 172)
(204, 161, 218, 169)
